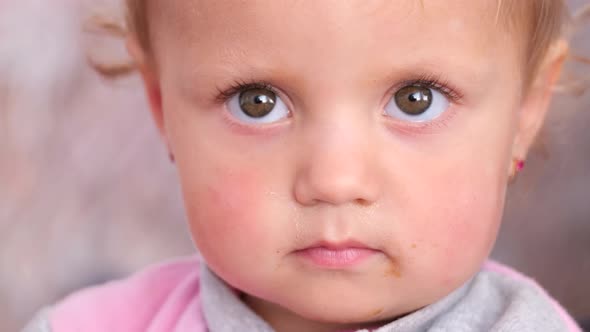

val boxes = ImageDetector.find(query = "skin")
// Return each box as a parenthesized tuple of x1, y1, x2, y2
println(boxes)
(128, 1, 567, 331)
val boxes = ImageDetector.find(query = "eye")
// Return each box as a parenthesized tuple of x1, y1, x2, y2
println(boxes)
(384, 85, 450, 123)
(227, 87, 289, 124)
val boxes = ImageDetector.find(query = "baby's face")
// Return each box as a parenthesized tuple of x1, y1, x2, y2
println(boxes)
(143, 0, 528, 329)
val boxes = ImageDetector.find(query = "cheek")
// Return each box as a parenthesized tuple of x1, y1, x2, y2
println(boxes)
(180, 167, 270, 272)
(410, 162, 506, 287)
(400, 103, 515, 286)
(433, 179, 503, 257)
(165, 102, 295, 288)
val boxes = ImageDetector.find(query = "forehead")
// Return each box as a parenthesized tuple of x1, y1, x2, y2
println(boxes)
(148, 0, 520, 89)
(150, 0, 504, 45)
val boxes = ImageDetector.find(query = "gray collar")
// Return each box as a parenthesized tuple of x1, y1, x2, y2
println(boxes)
(200, 265, 275, 332)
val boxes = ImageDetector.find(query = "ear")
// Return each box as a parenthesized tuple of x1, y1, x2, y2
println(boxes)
(126, 37, 169, 148)
(511, 40, 569, 160)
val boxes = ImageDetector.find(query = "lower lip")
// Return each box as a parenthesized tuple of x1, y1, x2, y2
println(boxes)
(295, 247, 378, 268)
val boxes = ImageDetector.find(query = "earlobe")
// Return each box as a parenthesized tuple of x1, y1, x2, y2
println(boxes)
(508, 158, 526, 183)
(510, 39, 569, 162)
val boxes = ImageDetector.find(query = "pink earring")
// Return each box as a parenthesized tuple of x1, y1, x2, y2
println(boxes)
(169, 152, 175, 163)
(509, 158, 525, 182)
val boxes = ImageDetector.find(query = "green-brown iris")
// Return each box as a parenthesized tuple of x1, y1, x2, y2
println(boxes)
(394, 86, 433, 115)
(239, 88, 277, 118)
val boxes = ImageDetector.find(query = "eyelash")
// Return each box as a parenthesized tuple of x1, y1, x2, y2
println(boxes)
(214, 74, 464, 113)
(215, 79, 278, 103)
(394, 74, 464, 104)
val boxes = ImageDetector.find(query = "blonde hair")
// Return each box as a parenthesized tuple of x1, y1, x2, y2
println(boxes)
(497, 1, 571, 85)
(96, 0, 572, 83)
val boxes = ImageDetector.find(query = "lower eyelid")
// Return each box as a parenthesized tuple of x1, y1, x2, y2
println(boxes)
(220, 105, 291, 136)
(382, 105, 460, 135)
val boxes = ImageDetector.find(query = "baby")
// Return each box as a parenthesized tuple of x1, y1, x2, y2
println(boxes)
(24, 0, 584, 331)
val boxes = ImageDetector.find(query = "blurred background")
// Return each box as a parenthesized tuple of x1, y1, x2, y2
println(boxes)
(0, 0, 589, 330)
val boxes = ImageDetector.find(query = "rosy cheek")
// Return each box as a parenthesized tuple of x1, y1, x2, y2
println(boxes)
(183, 169, 268, 262)
(417, 180, 504, 287)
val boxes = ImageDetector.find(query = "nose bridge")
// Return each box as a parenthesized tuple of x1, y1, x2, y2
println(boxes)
(294, 109, 380, 206)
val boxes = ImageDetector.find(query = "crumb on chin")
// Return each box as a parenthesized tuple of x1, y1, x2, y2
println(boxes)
(384, 260, 402, 278)
(369, 308, 384, 318)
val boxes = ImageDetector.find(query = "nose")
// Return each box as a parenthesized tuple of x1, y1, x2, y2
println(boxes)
(293, 119, 380, 207)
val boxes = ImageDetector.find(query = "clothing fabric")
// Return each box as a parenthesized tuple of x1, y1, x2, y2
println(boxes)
(22, 257, 582, 332)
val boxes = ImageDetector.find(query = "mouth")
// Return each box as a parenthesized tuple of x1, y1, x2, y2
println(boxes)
(294, 241, 380, 269)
